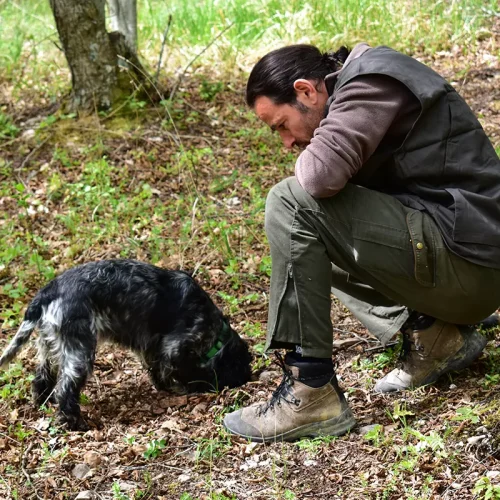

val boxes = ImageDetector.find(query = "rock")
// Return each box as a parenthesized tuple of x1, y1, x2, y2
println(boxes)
(75, 491, 95, 500)
(192, 403, 208, 416)
(259, 371, 278, 383)
(487, 471, 500, 480)
(93, 431, 105, 442)
(467, 435, 486, 446)
(131, 444, 147, 456)
(358, 424, 381, 436)
(72, 463, 91, 479)
(244, 442, 259, 456)
(225, 196, 241, 207)
(83, 451, 102, 468)
(449, 384, 457, 390)
(117, 482, 136, 492)
(332, 338, 361, 350)
(178, 473, 191, 483)
(304, 459, 318, 466)
(36, 418, 51, 431)
(22, 129, 35, 139)
(158, 395, 188, 408)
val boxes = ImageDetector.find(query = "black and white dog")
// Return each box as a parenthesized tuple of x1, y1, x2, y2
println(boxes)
(0, 260, 252, 430)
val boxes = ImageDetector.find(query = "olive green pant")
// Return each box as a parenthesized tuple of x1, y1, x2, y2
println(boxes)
(265, 177, 500, 358)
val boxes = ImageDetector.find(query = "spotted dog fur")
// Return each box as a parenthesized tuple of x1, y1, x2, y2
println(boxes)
(0, 260, 252, 430)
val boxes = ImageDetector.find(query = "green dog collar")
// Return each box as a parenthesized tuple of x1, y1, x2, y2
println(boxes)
(203, 321, 231, 362)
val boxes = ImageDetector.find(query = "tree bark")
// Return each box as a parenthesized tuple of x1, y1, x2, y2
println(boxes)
(49, 0, 118, 112)
(108, 0, 138, 51)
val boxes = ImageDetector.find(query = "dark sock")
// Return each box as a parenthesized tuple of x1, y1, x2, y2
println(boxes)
(285, 351, 334, 388)
(404, 312, 435, 331)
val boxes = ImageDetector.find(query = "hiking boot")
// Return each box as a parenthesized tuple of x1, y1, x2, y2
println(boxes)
(374, 315, 487, 393)
(223, 352, 356, 443)
(475, 312, 500, 330)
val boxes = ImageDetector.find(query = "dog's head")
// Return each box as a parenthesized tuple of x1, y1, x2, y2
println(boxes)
(182, 325, 253, 393)
(208, 327, 253, 390)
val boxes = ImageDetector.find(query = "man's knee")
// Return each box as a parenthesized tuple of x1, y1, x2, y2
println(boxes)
(265, 177, 301, 234)
(266, 177, 300, 207)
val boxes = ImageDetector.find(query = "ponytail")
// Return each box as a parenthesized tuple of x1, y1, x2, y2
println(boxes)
(246, 44, 350, 107)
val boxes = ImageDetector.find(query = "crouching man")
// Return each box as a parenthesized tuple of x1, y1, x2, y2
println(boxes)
(224, 43, 500, 442)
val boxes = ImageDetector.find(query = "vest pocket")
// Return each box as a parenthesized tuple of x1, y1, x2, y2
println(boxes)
(405, 210, 436, 287)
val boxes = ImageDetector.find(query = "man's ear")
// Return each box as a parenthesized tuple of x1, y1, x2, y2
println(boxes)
(293, 79, 320, 104)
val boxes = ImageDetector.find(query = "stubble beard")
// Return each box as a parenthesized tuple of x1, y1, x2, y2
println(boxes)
(294, 101, 323, 148)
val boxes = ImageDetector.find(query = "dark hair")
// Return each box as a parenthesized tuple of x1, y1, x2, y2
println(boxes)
(246, 44, 350, 107)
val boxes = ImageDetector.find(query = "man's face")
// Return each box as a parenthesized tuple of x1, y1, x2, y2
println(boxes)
(253, 79, 328, 150)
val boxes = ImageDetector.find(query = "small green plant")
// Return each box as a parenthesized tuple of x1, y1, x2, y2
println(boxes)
(124, 435, 136, 445)
(364, 424, 384, 447)
(217, 291, 261, 315)
(10, 422, 34, 442)
(112, 482, 131, 500)
(195, 430, 232, 462)
(388, 401, 415, 437)
(181, 493, 235, 500)
(452, 406, 480, 424)
(284, 491, 297, 500)
(199, 79, 224, 101)
(79, 393, 91, 405)
(0, 110, 19, 138)
(406, 429, 447, 459)
(0, 363, 33, 401)
(37, 114, 58, 130)
(473, 476, 500, 500)
(240, 320, 265, 338)
(253, 342, 266, 354)
(296, 435, 337, 454)
(483, 373, 500, 388)
(143, 438, 167, 459)
(391, 401, 415, 421)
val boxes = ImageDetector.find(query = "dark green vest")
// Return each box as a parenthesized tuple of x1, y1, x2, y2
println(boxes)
(332, 46, 500, 268)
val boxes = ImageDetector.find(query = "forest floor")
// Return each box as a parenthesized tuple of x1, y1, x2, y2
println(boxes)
(1, 20, 500, 500)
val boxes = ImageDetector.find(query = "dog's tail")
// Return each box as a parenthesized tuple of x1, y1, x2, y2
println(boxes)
(0, 297, 43, 368)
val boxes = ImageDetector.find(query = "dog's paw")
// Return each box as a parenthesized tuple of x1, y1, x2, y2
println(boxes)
(58, 414, 90, 432)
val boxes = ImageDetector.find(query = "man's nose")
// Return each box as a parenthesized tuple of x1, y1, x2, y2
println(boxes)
(280, 131, 295, 149)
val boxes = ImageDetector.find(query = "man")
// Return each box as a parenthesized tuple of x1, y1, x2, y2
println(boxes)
(224, 43, 500, 442)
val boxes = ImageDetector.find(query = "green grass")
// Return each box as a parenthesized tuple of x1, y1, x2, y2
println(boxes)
(0, 0, 497, 83)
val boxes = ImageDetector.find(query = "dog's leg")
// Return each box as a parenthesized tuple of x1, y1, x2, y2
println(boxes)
(32, 328, 58, 406)
(55, 320, 96, 431)
(33, 359, 57, 407)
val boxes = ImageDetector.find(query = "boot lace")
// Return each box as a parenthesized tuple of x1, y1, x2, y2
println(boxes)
(399, 328, 424, 364)
(256, 352, 300, 416)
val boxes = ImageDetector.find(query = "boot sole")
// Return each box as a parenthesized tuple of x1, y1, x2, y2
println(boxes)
(227, 408, 357, 443)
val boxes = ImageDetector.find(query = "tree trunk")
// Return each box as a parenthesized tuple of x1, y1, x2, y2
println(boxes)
(108, 0, 138, 52)
(49, 0, 118, 112)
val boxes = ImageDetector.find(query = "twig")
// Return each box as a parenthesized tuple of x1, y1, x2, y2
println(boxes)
(0, 135, 25, 149)
(169, 22, 235, 101)
(364, 341, 398, 352)
(15, 136, 50, 171)
(190, 196, 199, 237)
(0, 431, 20, 444)
(21, 442, 43, 500)
(155, 14, 173, 84)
